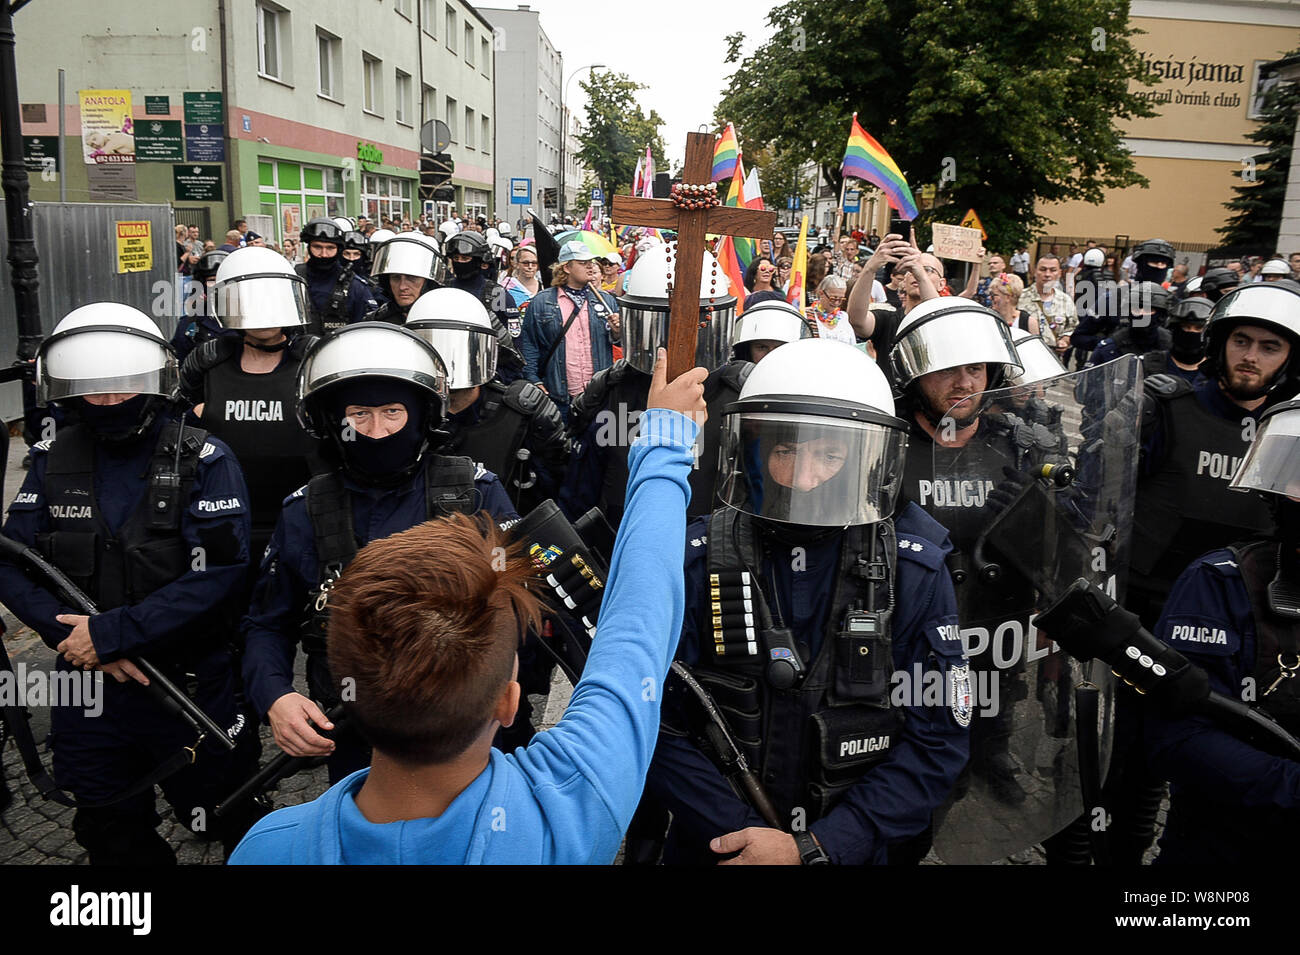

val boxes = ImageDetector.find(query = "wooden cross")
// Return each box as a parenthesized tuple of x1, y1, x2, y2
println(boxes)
(612, 131, 778, 378)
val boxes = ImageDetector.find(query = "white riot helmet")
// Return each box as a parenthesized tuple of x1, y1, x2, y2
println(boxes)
(618, 241, 737, 374)
(37, 303, 178, 406)
(890, 297, 1023, 390)
(1007, 326, 1067, 386)
(1262, 258, 1292, 280)
(1230, 396, 1300, 499)
(369, 228, 397, 248)
(438, 219, 460, 239)
(332, 216, 355, 233)
(498, 221, 513, 236)
(405, 288, 498, 388)
(211, 246, 310, 330)
(370, 234, 442, 287)
(1083, 248, 1105, 268)
(1204, 281, 1300, 396)
(730, 299, 813, 362)
(716, 339, 909, 527)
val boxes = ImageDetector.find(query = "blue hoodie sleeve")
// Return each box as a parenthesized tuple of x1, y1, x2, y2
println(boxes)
(509, 407, 697, 863)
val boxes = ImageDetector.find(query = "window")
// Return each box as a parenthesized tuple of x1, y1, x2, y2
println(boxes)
(445, 96, 457, 141)
(445, 4, 456, 51)
(464, 24, 474, 65)
(421, 0, 436, 35)
(481, 115, 490, 154)
(395, 70, 412, 125)
(363, 53, 382, 115)
(361, 173, 414, 223)
(422, 84, 437, 125)
(481, 37, 491, 75)
(465, 107, 475, 148)
(317, 30, 340, 100)
(257, 4, 284, 80)
(395, 0, 411, 17)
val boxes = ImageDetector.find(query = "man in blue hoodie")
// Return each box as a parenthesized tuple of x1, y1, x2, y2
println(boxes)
(229, 350, 705, 864)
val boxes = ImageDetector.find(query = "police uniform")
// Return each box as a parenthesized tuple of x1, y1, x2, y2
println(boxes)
(561, 359, 750, 526)
(1087, 326, 1173, 378)
(447, 272, 527, 384)
(0, 415, 258, 863)
(295, 258, 377, 334)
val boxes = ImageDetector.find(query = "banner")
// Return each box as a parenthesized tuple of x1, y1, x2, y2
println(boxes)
(135, 120, 183, 162)
(78, 89, 134, 165)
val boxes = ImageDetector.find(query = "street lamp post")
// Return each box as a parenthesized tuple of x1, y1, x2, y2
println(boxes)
(559, 63, 603, 221)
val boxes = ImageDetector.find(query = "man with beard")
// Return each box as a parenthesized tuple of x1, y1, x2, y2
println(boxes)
(1107, 280, 1300, 865)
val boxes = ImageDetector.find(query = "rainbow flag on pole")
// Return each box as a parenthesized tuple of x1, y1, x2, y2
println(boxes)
(786, 215, 810, 315)
(718, 235, 747, 316)
(712, 123, 739, 182)
(841, 113, 918, 219)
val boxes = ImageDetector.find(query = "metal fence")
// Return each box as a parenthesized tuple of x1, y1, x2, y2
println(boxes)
(0, 201, 177, 420)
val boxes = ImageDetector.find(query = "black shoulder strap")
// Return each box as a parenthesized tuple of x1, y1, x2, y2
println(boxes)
(1232, 540, 1300, 658)
(325, 267, 354, 322)
(423, 453, 480, 517)
(306, 470, 357, 583)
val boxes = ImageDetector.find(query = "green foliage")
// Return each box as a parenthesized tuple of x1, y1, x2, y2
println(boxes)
(575, 70, 667, 207)
(714, 0, 1156, 249)
(1218, 59, 1300, 250)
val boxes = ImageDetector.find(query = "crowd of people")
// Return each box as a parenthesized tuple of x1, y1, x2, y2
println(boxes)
(1, 203, 1296, 870)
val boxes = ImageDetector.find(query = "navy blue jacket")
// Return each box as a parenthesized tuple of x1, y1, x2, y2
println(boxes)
(240, 464, 518, 716)
(0, 418, 252, 660)
(1145, 548, 1300, 862)
(646, 503, 969, 865)
(302, 260, 377, 326)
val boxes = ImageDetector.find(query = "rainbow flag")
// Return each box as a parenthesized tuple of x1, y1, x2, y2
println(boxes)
(712, 123, 739, 182)
(786, 215, 810, 315)
(718, 236, 747, 316)
(724, 157, 756, 271)
(842, 113, 918, 219)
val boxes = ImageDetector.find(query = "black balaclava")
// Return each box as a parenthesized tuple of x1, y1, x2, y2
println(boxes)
(75, 394, 159, 444)
(327, 379, 430, 486)
(1170, 323, 1206, 364)
(307, 247, 339, 274)
(1134, 257, 1169, 284)
(451, 257, 482, 281)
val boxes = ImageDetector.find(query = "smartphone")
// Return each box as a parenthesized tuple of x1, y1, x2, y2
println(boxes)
(888, 214, 912, 240)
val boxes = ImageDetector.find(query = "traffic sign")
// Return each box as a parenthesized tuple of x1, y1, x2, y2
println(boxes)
(510, 178, 531, 205)
(843, 188, 861, 213)
(591, 187, 604, 205)
(420, 120, 452, 153)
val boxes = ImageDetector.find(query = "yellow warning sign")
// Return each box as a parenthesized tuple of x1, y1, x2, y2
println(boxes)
(960, 208, 988, 241)
(115, 220, 152, 274)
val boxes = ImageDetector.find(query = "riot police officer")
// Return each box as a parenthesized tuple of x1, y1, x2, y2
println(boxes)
(1110, 279, 1300, 864)
(1070, 247, 1118, 366)
(443, 229, 526, 381)
(644, 339, 969, 864)
(179, 246, 322, 560)
(294, 217, 377, 333)
(729, 298, 814, 364)
(1166, 296, 1212, 384)
(406, 287, 567, 514)
(1145, 396, 1300, 863)
(1200, 267, 1240, 304)
(170, 247, 236, 365)
(1086, 281, 1174, 376)
(1130, 237, 1176, 285)
(341, 230, 373, 280)
(364, 233, 442, 324)
(240, 322, 519, 782)
(562, 242, 748, 526)
(0, 304, 259, 863)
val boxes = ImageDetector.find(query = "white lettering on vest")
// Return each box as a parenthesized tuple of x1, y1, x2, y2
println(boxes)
(15, 491, 38, 504)
(916, 479, 995, 507)
(1195, 450, 1243, 481)
(197, 498, 242, 513)
(49, 505, 92, 519)
(839, 735, 891, 757)
(224, 399, 285, 422)
(1170, 625, 1228, 645)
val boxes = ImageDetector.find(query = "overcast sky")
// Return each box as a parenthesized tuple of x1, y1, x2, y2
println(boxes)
(477, 0, 784, 164)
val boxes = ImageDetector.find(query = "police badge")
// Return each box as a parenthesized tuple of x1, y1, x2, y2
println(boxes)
(950, 663, 973, 727)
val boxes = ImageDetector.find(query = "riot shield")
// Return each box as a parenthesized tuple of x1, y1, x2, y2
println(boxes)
(927, 355, 1141, 864)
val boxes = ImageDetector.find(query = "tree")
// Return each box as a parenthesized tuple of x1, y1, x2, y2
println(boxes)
(753, 146, 813, 214)
(575, 71, 667, 209)
(1218, 55, 1300, 251)
(713, 0, 1157, 250)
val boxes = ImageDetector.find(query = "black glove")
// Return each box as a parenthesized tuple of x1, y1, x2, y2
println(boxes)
(986, 465, 1034, 517)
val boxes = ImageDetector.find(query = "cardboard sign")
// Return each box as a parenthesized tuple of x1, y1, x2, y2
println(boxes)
(931, 222, 984, 263)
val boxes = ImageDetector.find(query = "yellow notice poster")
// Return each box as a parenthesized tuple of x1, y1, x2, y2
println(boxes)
(115, 221, 152, 273)
(79, 89, 134, 164)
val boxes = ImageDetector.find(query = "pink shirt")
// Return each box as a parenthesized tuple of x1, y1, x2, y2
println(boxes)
(560, 288, 594, 398)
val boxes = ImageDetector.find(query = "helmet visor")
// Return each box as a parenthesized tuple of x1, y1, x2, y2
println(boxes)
(37, 327, 178, 403)
(892, 308, 1022, 387)
(406, 323, 498, 388)
(1009, 334, 1067, 386)
(1230, 406, 1300, 498)
(622, 302, 737, 373)
(297, 324, 448, 418)
(717, 412, 908, 526)
(213, 273, 310, 329)
(372, 239, 440, 281)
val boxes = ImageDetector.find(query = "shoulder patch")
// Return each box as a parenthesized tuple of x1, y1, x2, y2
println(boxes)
(283, 484, 308, 506)
(949, 663, 973, 726)
(474, 463, 488, 481)
(32, 438, 53, 453)
(199, 441, 218, 459)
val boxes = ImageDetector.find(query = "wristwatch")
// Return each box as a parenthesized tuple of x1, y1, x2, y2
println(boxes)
(794, 830, 831, 865)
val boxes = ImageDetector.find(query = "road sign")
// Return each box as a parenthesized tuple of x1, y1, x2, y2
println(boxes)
(420, 119, 452, 153)
(510, 178, 531, 205)
(843, 188, 861, 213)
(591, 188, 604, 205)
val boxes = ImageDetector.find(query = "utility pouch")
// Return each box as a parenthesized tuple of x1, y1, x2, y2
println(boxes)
(833, 609, 892, 706)
(37, 530, 97, 580)
(807, 704, 901, 816)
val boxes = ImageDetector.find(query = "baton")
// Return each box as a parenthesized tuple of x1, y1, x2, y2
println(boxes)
(215, 704, 346, 817)
(0, 535, 237, 751)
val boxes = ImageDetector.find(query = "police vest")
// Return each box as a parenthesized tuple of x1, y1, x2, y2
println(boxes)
(1232, 540, 1300, 736)
(298, 453, 480, 666)
(1132, 378, 1272, 592)
(578, 359, 750, 526)
(687, 507, 902, 821)
(36, 421, 227, 659)
(445, 380, 537, 498)
(296, 262, 354, 334)
(1112, 326, 1172, 378)
(197, 341, 318, 536)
